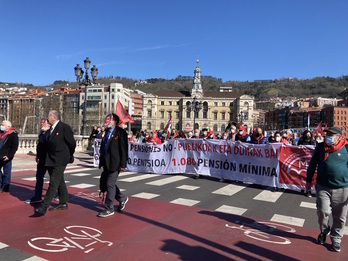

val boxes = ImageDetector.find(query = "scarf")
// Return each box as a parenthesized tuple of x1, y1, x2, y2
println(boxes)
(253, 134, 264, 144)
(324, 137, 348, 161)
(0, 127, 16, 140)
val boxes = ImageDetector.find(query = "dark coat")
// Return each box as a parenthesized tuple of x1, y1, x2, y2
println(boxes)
(0, 131, 19, 161)
(36, 131, 49, 165)
(99, 126, 128, 173)
(44, 121, 76, 167)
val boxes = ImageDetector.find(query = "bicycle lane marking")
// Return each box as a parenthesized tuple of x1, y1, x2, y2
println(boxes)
(225, 220, 296, 245)
(28, 226, 113, 254)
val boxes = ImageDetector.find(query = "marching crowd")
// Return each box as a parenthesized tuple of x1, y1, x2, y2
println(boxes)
(89, 122, 324, 147)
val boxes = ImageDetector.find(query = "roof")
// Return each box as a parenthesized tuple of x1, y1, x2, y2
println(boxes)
(152, 90, 241, 99)
(153, 91, 190, 97)
(204, 91, 241, 99)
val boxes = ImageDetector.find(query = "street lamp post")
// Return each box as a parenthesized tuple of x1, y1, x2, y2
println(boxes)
(188, 96, 203, 130)
(74, 57, 98, 136)
(238, 111, 248, 122)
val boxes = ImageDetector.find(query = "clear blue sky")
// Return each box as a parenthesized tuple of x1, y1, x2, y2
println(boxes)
(0, 0, 347, 86)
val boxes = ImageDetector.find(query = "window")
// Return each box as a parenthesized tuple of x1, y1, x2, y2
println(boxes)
(160, 111, 164, 118)
(161, 101, 164, 105)
(222, 102, 225, 106)
(175, 123, 179, 130)
(168, 111, 172, 118)
(147, 122, 151, 130)
(221, 112, 225, 120)
(177, 101, 180, 105)
(104, 103, 107, 109)
(214, 102, 218, 106)
(221, 124, 225, 132)
(175, 111, 179, 119)
(203, 111, 207, 118)
(169, 101, 172, 106)
(186, 111, 191, 118)
(213, 124, 218, 132)
(213, 112, 217, 120)
(104, 95, 107, 99)
(148, 110, 152, 117)
(111, 94, 114, 99)
(160, 123, 164, 129)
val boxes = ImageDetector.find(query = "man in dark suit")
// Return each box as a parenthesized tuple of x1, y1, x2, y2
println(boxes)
(98, 113, 128, 217)
(25, 118, 50, 204)
(35, 110, 76, 216)
(0, 120, 19, 193)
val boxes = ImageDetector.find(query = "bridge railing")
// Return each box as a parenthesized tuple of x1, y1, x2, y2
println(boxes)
(17, 135, 90, 154)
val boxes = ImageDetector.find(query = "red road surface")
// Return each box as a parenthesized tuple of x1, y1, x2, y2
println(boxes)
(0, 178, 346, 261)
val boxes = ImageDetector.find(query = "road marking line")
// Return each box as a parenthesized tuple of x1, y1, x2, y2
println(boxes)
(146, 176, 188, 186)
(300, 202, 316, 209)
(0, 242, 8, 249)
(65, 168, 94, 174)
(271, 214, 305, 227)
(216, 205, 248, 215)
(71, 173, 91, 177)
(170, 198, 200, 206)
(69, 183, 95, 189)
(119, 174, 156, 182)
(212, 184, 245, 196)
(132, 192, 160, 199)
(253, 190, 283, 202)
(176, 185, 200, 191)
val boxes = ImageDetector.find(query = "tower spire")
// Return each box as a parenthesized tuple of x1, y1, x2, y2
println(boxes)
(191, 59, 203, 97)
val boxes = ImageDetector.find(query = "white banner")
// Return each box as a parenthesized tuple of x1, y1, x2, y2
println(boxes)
(127, 139, 281, 187)
(93, 138, 102, 167)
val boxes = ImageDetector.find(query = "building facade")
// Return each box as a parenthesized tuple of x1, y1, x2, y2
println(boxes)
(141, 60, 254, 133)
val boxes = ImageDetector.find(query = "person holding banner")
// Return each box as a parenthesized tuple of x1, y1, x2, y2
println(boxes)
(306, 127, 348, 252)
(98, 113, 128, 218)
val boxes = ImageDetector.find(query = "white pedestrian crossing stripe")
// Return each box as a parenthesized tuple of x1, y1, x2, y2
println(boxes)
(271, 214, 305, 227)
(215, 205, 248, 216)
(69, 183, 95, 189)
(71, 173, 91, 177)
(132, 192, 160, 199)
(0, 242, 8, 249)
(119, 174, 155, 182)
(146, 176, 188, 186)
(170, 198, 200, 206)
(176, 185, 199, 191)
(21, 177, 37, 181)
(253, 190, 283, 202)
(300, 202, 316, 209)
(65, 168, 93, 174)
(212, 184, 245, 196)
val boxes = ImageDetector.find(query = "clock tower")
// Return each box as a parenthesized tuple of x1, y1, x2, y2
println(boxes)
(191, 59, 203, 98)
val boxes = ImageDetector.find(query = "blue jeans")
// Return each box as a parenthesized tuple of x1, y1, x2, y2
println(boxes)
(0, 160, 12, 191)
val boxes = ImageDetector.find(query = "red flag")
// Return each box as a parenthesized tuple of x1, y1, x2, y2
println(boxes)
(313, 122, 325, 137)
(164, 116, 172, 135)
(115, 100, 134, 127)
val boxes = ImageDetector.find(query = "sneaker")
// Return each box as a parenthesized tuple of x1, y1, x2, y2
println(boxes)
(317, 227, 330, 245)
(118, 197, 128, 211)
(54, 195, 59, 202)
(331, 242, 341, 252)
(305, 191, 312, 198)
(25, 197, 42, 204)
(98, 210, 114, 218)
